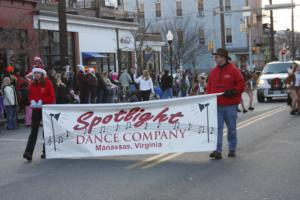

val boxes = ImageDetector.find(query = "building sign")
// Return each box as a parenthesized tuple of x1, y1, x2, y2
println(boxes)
(42, 95, 219, 159)
(105, 0, 118, 8)
(119, 31, 135, 51)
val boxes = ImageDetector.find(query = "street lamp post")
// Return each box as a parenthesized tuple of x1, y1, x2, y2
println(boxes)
(166, 30, 174, 75)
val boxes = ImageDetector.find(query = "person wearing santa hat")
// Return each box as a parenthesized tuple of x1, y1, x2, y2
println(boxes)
(25, 57, 46, 81)
(23, 66, 55, 161)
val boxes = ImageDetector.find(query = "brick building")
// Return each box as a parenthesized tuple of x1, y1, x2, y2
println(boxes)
(0, 0, 39, 76)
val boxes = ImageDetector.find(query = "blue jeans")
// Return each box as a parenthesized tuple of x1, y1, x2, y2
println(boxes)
(5, 106, 17, 130)
(216, 105, 238, 152)
(161, 88, 173, 99)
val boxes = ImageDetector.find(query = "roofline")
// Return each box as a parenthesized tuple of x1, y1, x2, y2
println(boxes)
(36, 10, 139, 30)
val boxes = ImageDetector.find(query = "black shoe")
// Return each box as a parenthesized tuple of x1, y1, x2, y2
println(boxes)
(41, 153, 45, 159)
(243, 109, 248, 113)
(237, 108, 241, 112)
(290, 110, 297, 115)
(248, 107, 254, 111)
(23, 152, 32, 161)
(209, 151, 222, 159)
(228, 150, 236, 157)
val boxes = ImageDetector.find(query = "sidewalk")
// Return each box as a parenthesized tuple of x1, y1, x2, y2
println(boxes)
(0, 113, 25, 126)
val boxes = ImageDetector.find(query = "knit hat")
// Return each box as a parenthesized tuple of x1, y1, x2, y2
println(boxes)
(34, 56, 45, 68)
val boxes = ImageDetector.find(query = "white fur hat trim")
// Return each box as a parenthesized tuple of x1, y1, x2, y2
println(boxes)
(32, 67, 47, 75)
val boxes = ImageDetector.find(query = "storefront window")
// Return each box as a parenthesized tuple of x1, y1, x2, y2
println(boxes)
(102, 55, 109, 72)
(120, 51, 132, 72)
(40, 30, 74, 70)
(82, 52, 116, 73)
(108, 53, 115, 71)
(143, 50, 161, 76)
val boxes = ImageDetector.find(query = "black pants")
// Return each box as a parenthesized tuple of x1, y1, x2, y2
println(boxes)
(89, 86, 97, 103)
(24, 109, 44, 156)
(140, 90, 151, 101)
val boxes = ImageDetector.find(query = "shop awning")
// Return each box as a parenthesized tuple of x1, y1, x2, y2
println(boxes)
(82, 52, 107, 59)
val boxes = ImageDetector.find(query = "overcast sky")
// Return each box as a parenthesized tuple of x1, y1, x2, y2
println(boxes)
(262, 0, 300, 31)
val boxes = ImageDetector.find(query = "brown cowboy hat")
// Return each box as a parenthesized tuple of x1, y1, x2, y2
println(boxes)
(212, 48, 231, 60)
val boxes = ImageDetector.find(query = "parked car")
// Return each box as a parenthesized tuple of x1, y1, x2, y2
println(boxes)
(256, 61, 300, 102)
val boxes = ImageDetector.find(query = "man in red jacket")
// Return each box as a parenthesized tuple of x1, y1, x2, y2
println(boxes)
(206, 48, 245, 159)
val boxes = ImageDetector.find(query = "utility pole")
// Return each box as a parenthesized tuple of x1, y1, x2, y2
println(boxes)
(269, 0, 275, 60)
(58, 0, 69, 70)
(135, 0, 140, 23)
(219, 0, 225, 48)
(248, 22, 253, 70)
(291, 0, 295, 59)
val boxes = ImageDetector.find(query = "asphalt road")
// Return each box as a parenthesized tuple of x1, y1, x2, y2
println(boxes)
(0, 94, 299, 200)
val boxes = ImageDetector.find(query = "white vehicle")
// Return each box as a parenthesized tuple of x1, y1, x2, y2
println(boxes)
(256, 61, 300, 102)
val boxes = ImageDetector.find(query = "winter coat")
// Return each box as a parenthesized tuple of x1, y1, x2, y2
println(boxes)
(206, 62, 245, 106)
(77, 71, 88, 90)
(3, 85, 18, 106)
(160, 74, 173, 91)
(86, 73, 98, 87)
(28, 78, 56, 109)
(119, 72, 132, 87)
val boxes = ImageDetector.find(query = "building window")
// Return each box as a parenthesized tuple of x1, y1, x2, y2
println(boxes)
(120, 51, 132, 72)
(155, 1, 161, 17)
(176, 0, 182, 17)
(245, 0, 249, 6)
(198, 0, 204, 16)
(226, 28, 232, 43)
(177, 29, 184, 46)
(199, 28, 205, 45)
(40, 30, 74, 70)
(0, 28, 28, 48)
(225, 0, 231, 11)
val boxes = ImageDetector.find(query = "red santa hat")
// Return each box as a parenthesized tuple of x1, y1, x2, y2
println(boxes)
(32, 66, 47, 75)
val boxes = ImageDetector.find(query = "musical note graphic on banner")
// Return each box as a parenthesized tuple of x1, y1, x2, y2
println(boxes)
(58, 136, 63, 144)
(198, 126, 205, 134)
(126, 122, 132, 130)
(173, 122, 180, 130)
(115, 124, 119, 131)
(157, 122, 161, 128)
(99, 126, 106, 134)
(188, 123, 192, 131)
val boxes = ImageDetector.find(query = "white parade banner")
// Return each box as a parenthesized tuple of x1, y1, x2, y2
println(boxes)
(42, 94, 219, 159)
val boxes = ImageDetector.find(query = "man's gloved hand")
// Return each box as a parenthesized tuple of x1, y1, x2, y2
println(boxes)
(30, 100, 38, 108)
(36, 100, 43, 108)
(223, 89, 238, 98)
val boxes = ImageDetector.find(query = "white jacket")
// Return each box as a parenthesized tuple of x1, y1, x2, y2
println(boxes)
(3, 85, 18, 106)
(134, 75, 154, 93)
